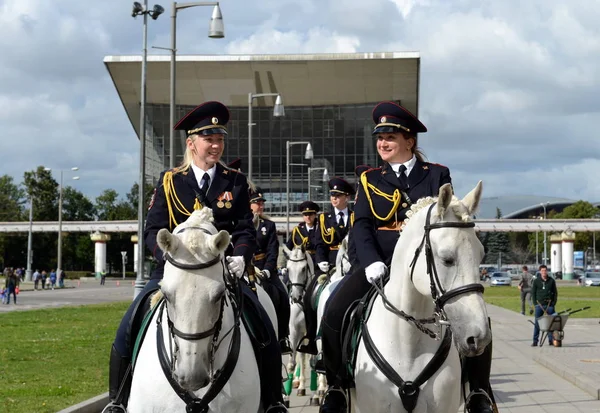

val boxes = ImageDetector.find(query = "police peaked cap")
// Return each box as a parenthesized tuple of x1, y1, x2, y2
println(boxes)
(249, 187, 266, 203)
(329, 177, 354, 196)
(299, 201, 320, 214)
(174, 101, 229, 137)
(372, 101, 427, 135)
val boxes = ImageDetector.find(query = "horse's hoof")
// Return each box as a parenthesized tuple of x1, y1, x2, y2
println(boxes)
(310, 396, 321, 406)
(292, 380, 300, 389)
(317, 390, 325, 397)
(297, 388, 306, 396)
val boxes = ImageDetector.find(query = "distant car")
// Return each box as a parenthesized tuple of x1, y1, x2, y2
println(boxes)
(573, 269, 586, 280)
(583, 272, 600, 287)
(489, 272, 512, 286)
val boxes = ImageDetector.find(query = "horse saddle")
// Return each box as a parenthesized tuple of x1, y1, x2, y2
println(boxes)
(126, 286, 161, 363)
(240, 286, 272, 351)
(339, 276, 388, 381)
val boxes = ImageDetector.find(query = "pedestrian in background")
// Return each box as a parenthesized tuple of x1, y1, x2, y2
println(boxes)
(4, 269, 19, 305)
(41, 270, 47, 289)
(531, 264, 558, 346)
(518, 265, 534, 315)
(49, 269, 57, 290)
(33, 269, 41, 290)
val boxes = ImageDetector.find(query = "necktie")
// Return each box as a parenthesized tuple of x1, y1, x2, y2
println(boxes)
(200, 173, 210, 194)
(397, 165, 408, 188)
(338, 211, 345, 227)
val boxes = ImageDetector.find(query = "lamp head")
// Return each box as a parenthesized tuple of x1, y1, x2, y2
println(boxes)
(208, 4, 225, 38)
(322, 168, 329, 182)
(304, 143, 314, 160)
(132, 2, 144, 18)
(150, 4, 164, 20)
(273, 95, 285, 117)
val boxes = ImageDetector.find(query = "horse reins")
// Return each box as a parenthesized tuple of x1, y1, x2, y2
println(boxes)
(364, 202, 485, 413)
(156, 225, 243, 413)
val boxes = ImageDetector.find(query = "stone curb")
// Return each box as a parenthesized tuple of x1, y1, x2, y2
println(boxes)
(533, 353, 600, 400)
(56, 392, 108, 413)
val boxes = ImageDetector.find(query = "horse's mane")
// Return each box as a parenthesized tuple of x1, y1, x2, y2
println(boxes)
(401, 195, 473, 230)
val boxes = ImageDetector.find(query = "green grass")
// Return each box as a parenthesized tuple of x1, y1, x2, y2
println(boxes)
(484, 285, 600, 318)
(0, 301, 130, 413)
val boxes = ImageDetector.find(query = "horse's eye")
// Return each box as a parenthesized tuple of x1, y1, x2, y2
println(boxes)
(443, 258, 455, 266)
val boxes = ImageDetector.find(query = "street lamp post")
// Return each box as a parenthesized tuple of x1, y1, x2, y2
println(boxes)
(25, 196, 33, 281)
(132, 0, 164, 297)
(165, 1, 224, 169)
(45, 167, 79, 285)
(541, 202, 549, 265)
(248, 93, 284, 181)
(286, 141, 314, 236)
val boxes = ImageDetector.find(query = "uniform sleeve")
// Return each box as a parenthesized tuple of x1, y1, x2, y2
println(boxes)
(314, 218, 328, 263)
(285, 233, 294, 250)
(230, 178, 257, 263)
(264, 221, 279, 273)
(144, 172, 168, 263)
(441, 166, 452, 187)
(353, 177, 381, 268)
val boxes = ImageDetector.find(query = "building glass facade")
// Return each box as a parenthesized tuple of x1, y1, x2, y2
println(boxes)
(144, 102, 382, 215)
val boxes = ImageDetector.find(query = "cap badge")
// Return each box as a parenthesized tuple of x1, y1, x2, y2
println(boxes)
(212, 117, 219, 125)
(380, 116, 387, 123)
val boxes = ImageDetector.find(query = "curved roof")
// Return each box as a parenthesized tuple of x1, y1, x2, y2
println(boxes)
(476, 195, 585, 219)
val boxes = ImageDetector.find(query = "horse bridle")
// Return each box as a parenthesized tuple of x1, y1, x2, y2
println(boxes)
(157, 225, 243, 413)
(409, 203, 485, 314)
(287, 252, 311, 303)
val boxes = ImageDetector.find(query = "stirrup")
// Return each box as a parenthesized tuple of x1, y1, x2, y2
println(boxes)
(265, 401, 289, 412)
(320, 385, 348, 413)
(464, 389, 494, 413)
(101, 402, 127, 413)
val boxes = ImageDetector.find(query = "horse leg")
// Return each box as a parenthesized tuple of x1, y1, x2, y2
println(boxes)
(296, 352, 307, 396)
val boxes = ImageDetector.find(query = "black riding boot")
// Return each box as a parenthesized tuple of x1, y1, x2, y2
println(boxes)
(464, 340, 495, 413)
(102, 345, 131, 413)
(298, 276, 320, 355)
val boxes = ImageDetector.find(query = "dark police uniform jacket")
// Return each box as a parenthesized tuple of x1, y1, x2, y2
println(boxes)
(317, 209, 353, 266)
(145, 163, 256, 280)
(354, 160, 451, 269)
(252, 216, 279, 274)
(285, 222, 327, 265)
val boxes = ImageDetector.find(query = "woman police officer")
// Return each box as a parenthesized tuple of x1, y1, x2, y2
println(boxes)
(318, 102, 494, 413)
(104, 102, 287, 413)
(249, 187, 292, 354)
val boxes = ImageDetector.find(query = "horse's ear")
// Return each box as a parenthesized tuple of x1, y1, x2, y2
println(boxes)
(461, 180, 483, 216)
(157, 229, 179, 254)
(436, 183, 453, 218)
(282, 245, 292, 258)
(208, 230, 231, 255)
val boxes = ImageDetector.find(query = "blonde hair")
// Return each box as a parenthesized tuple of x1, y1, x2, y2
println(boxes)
(174, 134, 197, 174)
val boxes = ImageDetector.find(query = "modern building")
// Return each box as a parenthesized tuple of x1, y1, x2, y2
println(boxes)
(103, 52, 421, 214)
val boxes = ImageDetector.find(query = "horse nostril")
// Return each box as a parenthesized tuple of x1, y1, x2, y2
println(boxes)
(467, 336, 476, 346)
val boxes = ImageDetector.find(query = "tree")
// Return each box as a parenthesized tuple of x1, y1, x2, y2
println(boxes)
(483, 208, 513, 265)
(555, 201, 600, 252)
(61, 187, 96, 271)
(0, 175, 26, 268)
(127, 182, 155, 213)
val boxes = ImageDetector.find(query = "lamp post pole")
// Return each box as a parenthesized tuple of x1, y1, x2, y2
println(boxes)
(541, 202, 549, 265)
(286, 141, 313, 236)
(57, 170, 64, 277)
(25, 196, 33, 281)
(135, 0, 150, 298)
(168, 1, 224, 169)
(247, 92, 284, 181)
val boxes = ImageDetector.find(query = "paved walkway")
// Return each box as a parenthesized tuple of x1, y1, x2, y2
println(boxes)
(283, 304, 600, 412)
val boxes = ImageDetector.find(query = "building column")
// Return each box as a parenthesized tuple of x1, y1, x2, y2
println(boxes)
(131, 235, 139, 274)
(90, 232, 111, 279)
(561, 231, 575, 280)
(550, 234, 563, 274)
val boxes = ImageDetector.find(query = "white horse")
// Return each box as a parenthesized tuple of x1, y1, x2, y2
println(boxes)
(315, 236, 352, 398)
(128, 208, 271, 413)
(353, 181, 492, 413)
(283, 245, 315, 398)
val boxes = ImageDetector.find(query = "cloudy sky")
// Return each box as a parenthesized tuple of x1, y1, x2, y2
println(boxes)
(1, 0, 599, 203)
